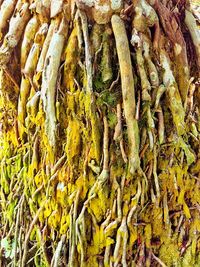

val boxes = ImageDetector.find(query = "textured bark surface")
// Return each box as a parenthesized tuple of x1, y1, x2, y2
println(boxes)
(0, 0, 200, 266)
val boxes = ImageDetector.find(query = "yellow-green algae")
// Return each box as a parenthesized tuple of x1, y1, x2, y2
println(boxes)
(0, 4, 200, 267)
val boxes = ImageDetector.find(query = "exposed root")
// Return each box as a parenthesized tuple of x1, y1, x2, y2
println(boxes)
(21, 202, 46, 267)
(111, 14, 140, 174)
(0, 1, 30, 67)
(41, 18, 68, 149)
(79, 10, 93, 93)
(21, 16, 39, 69)
(185, 9, 200, 69)
(0, 2, 200, 267)
(0, 0, 18, 38)
(51, 235, 66, 267)
(114, 103, 128, 163)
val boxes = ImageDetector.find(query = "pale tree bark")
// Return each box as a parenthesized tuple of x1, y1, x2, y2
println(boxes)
(0, 1, 200, 267)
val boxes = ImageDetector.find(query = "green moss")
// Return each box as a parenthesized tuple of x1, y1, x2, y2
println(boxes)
(107, 111, 117, 129)
(96, 90, 119, 107)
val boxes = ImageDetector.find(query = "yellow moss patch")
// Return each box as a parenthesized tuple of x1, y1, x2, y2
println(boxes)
(66, 118, 81, 163)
